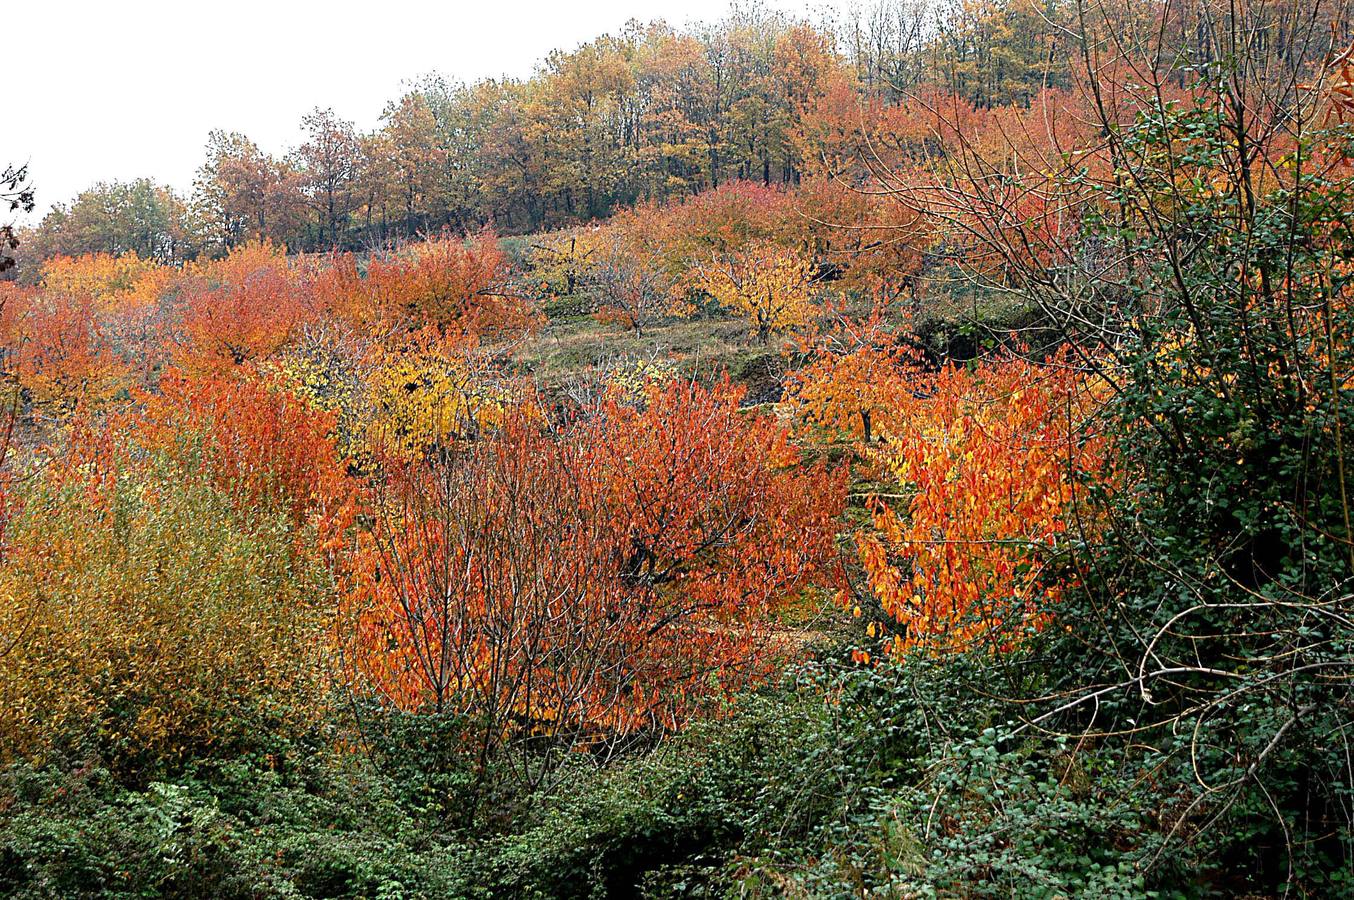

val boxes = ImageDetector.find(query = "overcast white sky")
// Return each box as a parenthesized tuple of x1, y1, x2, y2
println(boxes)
(11, 0, 823, 224)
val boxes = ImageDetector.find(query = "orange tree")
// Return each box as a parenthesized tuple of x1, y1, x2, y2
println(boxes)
(785, 299, 913, 445)
(130, 368, 357, 547)
(38, 252, 162, 311)
(360, 231, 540, 343)
(174, 242, 308, 373)
(339, 377, 844, 800)
(340, 414, 628, 801)
(8, 293, 130, 412)
(575, 377, 846, 728)
(611, 182, 801, 284)
(853, 353, 1110, 657)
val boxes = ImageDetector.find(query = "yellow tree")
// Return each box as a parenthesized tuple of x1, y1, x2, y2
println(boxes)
(786, 302, 909, 445)
(381, 92, 446, 237)
(39, 252, 162, 310)
(694, 241, 815, 343)
(366, 327, 515, 458)
(529, 227, 605, 297)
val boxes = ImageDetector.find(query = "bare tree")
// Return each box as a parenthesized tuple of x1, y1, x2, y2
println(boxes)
(1, 163, 34, 276)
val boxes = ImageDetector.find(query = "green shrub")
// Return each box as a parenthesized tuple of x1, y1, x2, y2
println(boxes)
(0, 752, 483, 899)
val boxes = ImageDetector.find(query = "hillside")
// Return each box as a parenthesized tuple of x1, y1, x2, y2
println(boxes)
(2, 1, 1353, 897)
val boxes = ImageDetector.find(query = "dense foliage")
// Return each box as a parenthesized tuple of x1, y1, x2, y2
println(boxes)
(2, 0, 1352, 896)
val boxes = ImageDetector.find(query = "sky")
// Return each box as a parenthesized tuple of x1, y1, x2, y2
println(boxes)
(10, 0, 807, 225)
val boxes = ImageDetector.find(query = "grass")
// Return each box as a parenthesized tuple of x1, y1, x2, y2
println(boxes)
(514, 301, 792, 402)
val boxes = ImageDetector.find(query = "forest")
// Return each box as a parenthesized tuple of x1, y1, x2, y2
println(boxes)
(1, 0, 1352, 896)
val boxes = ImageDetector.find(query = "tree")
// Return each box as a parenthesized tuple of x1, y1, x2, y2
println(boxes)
(529, 227, 604, 297)
(343, 378, 844, 802)
(193, 130, 284, 251)
(365, 327, 514, 458)
(694, 240, 816, 342)
(382, 92, 446, 237)
(37, 251, 160, 309)
(612, 181, 801, 283)
(786, 301, 909, 444)
(930, 0, 1068, 108)
(0, 426, 329, 773)
(632, 25, 712, 197)
(354, 130, 400, 246)
(8, 293, 129, 412)
(532, 226, 693, 335)
(296, 108, 362, 248)
(855, 0, 1354, 878)
(35, 252, 173, 376)
(587, 233, 693, 336)
(362, 232, 538, 343)
(345, 415, 631, 802)
(414, 76, 495, 232)
(24, 179, 194, 262)
(174, 241, 306, 373)
(0, 163, 34, 276)
(132, 368, 354, 537)
(854, 353, 1109, 656)
(578, 378, 845, 688)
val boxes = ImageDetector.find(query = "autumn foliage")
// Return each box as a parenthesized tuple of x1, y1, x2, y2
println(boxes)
(343, 378, 844, 757)
(131, 369, 356, 540)
(852, 354, 1110, 656)
(694, 241, 817, 343)
(175, 243, 308, 373)
(4, 2, 1351, 893)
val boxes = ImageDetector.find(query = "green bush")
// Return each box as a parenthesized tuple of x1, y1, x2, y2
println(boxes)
(0, 751, 482, 899)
